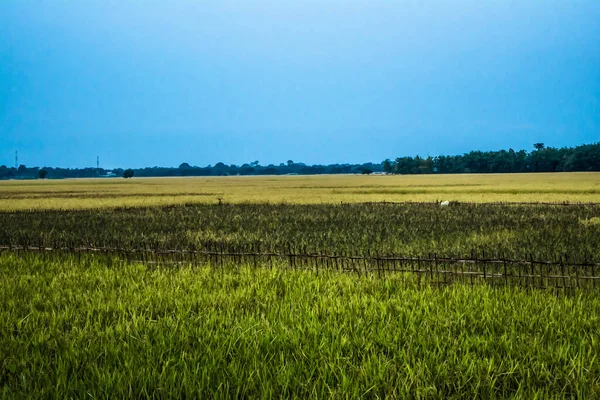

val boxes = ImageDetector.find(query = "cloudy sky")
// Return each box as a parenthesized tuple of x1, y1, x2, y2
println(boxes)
(1, 0, 599, 168)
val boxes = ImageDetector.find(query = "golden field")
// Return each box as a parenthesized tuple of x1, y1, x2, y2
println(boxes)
(0, 172, 599, 211)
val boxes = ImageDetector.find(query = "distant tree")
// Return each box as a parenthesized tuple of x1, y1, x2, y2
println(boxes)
(213, 162, 228, 176)
(0, 165, 12, 179)
(3, 141, 600, 181)
(412, 156, 423, 174)
(38, 169, 48, 179)
(240, 165, 255, 175)
(564, 143, 600, 171)
(361, 168, 373, 175)
(383, 159, 392, 174)
(420, 156, 434, 174)
(261, 167, 279, 175)
(123, 169, 135, 178)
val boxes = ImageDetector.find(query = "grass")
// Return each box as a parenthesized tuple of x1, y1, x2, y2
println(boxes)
(3, 203, 600, 261)
(3, 174, 600, 397)
(0, 172, 599, 211)
(1, 253, 599, 398)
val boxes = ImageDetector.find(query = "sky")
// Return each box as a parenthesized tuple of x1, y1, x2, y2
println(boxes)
(1, 0, 599, 168)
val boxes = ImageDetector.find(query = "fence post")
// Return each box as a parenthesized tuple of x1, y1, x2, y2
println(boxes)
(530, 254, 535, 289)
(540, 255, 545, 289)
(503, 255, 508, 287)
(482, 257, 487, 283)
(561, 254, 567, 291)
(471, 252, 476, 286)
(220, 242, 224, 270)
(253, 243, 258, 269)
(592, 258, 597, 289)
(571, 254, 579, 289)
(434, 253, 439, 285)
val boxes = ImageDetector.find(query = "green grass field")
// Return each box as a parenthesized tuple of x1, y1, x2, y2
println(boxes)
(1, 172, 599, 211)
(2, 174, 600, 398)
(1, 253, 599, 398)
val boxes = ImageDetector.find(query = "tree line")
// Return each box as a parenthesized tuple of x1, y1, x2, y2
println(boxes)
(383, 142, 600, 174)
(0, 161, 382, 180)
(1, 142, 598, 180)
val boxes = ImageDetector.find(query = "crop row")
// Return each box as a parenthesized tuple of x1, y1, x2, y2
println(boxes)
(1, 202, 600, 262)
(3, 244, 600, 291)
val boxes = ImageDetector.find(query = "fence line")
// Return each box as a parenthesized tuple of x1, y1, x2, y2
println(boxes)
(1, 244, 599, 290)
(1, 244, 600, 267)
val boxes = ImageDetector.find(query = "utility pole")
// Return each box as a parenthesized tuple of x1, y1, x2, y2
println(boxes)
(97, 155, 100, 170)
(15, 151, 18, 169)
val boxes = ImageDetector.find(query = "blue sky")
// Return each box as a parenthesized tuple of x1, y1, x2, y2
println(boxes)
(1, 0, 599, 168)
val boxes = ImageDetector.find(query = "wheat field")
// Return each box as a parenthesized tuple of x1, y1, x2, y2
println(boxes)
(1, 172, 599, 211)
(3, 173, 600, 397)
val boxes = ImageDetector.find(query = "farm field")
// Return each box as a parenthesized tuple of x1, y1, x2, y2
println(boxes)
(1, 253, 599, 398)
(2, 175, 600, 397)
(5, 0, 598, 396)
(3, 202, 600, 260)
(0, 172, 599, 211)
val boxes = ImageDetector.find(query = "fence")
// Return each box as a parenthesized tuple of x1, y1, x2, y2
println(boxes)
(2, 244, 599, 291)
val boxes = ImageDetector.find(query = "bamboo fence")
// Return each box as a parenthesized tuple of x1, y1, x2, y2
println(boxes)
(2, 244, 599, 291)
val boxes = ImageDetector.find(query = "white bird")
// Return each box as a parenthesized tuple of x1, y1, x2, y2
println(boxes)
(440, 201, 450, 207)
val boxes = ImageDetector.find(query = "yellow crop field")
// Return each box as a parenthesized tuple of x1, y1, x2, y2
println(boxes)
(1, 172, 599, 211)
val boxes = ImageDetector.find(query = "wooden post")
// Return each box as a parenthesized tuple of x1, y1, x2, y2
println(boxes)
(482, 257, 487, 283)
(572, 254, 579, 289)
(530, 254, 535, 288)
(220, 243, 224, 270)
(471, 252, 476, 287)
(503, 256, 508, 287)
